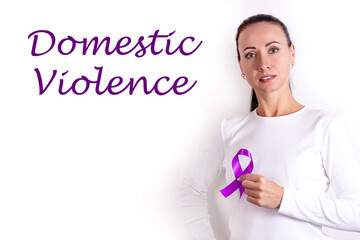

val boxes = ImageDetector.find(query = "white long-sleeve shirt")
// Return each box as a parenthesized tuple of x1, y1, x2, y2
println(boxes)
(179, 106, 360, 240)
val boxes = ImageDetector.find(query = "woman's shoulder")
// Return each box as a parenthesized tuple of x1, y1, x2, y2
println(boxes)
(302, 105, 339, 126)
(220, 111, 253, 138)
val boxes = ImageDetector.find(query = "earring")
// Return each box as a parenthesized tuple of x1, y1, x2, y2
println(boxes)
(291, 62, 295, 69)
(241, 74, 246, 80)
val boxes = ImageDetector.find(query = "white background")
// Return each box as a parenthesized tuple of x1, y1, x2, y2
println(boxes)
(1, 0, 360, 239)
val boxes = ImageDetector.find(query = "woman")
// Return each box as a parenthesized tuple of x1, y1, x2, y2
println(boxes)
(179, 14, 360, 240)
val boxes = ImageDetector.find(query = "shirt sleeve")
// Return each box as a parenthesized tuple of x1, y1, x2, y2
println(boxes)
(178, 119, 227, 240)
(277, 115, 360, 231)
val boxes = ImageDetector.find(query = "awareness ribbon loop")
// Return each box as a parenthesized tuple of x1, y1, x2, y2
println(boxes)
(220, 148, 254, 199)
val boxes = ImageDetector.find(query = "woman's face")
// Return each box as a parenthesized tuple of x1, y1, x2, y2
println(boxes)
(237, 22, 295, 95)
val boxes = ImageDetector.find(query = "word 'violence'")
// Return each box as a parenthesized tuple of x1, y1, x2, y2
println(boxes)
(36, 66, 196, 95)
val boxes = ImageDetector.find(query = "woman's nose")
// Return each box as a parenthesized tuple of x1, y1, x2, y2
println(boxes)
(257, 53, 271, 71)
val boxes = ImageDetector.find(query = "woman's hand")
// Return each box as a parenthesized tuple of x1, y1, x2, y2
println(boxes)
(238, 174, 284, 209)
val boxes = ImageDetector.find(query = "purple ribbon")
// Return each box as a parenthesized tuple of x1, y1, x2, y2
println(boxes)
(220, 148, 254, 199)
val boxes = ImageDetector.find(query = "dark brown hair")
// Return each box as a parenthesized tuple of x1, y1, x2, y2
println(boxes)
(236, 14, 293, 111)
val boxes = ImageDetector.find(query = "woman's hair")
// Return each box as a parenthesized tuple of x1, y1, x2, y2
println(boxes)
(235, 14, 293, 112)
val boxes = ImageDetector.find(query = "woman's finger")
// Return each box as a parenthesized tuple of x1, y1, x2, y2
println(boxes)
(244, 188, 259, 198)
(246, 195, 259, 206)
(239, 178, 258, 190)
(239, 173, 265, 182)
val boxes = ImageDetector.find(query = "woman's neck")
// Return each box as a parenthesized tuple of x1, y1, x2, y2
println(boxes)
(255, 90, 303, 117)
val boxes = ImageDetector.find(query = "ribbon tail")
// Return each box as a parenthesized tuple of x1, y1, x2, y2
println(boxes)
(220, 179, 241, 198)
(238, 184, 245, 199)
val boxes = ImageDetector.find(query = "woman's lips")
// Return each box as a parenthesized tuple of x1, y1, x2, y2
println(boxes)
(259, 75, 276, 83)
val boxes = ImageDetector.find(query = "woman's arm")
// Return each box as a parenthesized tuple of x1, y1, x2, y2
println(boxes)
(178, 119, 227, 240)
(277, 115, 360, 231)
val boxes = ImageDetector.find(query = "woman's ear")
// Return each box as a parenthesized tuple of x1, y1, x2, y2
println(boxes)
(239, 59, 245, 79)
(290, 43, 296, 63)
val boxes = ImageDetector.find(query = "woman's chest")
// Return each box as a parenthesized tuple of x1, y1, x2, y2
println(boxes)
(222, 124, 329, 193)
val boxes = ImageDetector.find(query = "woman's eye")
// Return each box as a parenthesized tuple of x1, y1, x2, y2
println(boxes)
(269, 48, 279, 54)
(245, 52, 256, 59)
